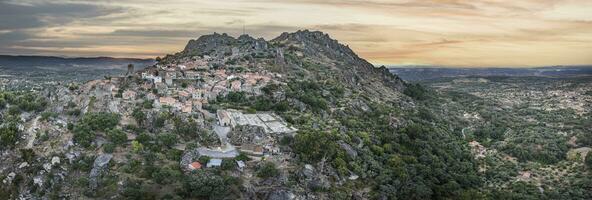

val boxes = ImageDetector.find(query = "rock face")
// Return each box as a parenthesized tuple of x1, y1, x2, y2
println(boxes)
(89, 154, 113, 190)
(272, 30, 361, 64)
(270, 30, 406, 99)
(338, 141, 358, 159)
(267, 189, 296, 200)
(183, 33, 270, 58)
(299, 164, 330, 191)
(178, 30, 405, 100)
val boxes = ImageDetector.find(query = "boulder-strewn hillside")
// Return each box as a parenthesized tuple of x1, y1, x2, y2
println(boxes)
(2, 30, 489, 200)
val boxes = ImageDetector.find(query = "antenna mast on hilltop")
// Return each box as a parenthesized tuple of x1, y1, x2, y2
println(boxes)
(242, 22, 246, 35)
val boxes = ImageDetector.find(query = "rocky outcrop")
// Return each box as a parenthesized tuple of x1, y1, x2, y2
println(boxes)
(267, 189, 297, 200)
(272, 30, 361, 64)
(183, 33, 271, 59)
(227, 125, 267, 145)
(89, 154, 112, 190)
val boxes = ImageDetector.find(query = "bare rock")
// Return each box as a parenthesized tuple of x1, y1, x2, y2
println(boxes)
(89, 154, 113, 190)
(267, 189, 296, 200)
(338, 141, 358, 159)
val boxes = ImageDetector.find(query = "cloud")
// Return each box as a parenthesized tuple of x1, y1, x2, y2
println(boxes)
(0, 1, 122, 30)
(0, 0, 590, 66)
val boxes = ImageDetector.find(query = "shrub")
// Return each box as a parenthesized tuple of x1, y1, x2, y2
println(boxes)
(181, 171, 228, 198)
(73, 123, 94, 147)
(103, 143, 115, 153)
(221, 159, 236, 171)
(40, 112, 57, 121)
(132, 141, 144, 153)
(80, 112, 120, 131)
(403, 83, 429, 100)
(158, 133, 177, 148)
(235, 153, 251, 161)
(256, 162, 279, 178)
(132, 108, 146, 125)
(0, 123, 20, 149)
(107, 128, 127, 146)
(142, 100, 154, 109)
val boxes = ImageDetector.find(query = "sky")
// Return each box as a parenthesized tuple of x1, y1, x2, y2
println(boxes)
(0, 0, 591, 67)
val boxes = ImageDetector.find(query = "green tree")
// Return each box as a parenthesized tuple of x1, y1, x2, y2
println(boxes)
(132, 108, 146, 125)
(0, 123, 20, 149)
(107, 128, 127, 146)
(293, 130, 340, 162)
(256, 162, 279, 178)
(132, 140, 144, 153)
(182, 171, 228, 198)
(81, 112, 120, 131)
(73, 123, 94, 147)
(142, 100, 153, 109)
(158, 133, 177, 148)
(403, 83, 429, 100)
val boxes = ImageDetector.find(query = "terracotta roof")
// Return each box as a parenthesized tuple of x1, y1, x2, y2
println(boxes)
(189, 162, 202, 170)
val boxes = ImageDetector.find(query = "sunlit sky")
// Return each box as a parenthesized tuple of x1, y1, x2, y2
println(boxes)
(1, 0, 591, 67)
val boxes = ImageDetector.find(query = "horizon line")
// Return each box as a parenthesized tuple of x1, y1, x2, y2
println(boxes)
(1, 54, 591, 69)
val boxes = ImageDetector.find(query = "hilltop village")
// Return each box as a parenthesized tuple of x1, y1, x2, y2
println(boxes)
(88, 59, 296, 163)
(2, 31, 590, 200)
(70, 33, 303, 174)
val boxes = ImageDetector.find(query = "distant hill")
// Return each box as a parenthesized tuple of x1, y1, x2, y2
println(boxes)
(0, 55, 155, 71)
(388, 66, 592, 81)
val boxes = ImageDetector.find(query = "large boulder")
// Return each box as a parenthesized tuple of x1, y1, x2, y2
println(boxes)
(338, 141, 358, 159)
(267, 189, 296, 200)
(89, 154, 113, 190)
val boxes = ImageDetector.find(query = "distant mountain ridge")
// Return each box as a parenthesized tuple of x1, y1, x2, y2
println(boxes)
(0, 55, 154, 70)
(389, 65, 592, 81)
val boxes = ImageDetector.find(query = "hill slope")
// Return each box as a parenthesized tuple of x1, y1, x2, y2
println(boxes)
(0, 31, 486, 200)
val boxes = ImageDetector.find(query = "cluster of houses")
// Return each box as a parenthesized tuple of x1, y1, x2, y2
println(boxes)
(134, 59, 279, 115)
(122, 56, 297, 173)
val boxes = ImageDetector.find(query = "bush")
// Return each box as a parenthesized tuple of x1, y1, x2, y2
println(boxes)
(293, 130, 340, 162)
(107, 128, 127, 146)
(73, 123, 94, 147)
(74, 112, 120, 147)
(132, 141, 144, 153)
(235, 153, 251, 161)
(198, 156, 211, 165)
(403, 83, 429, 100)
(181, 171, 229, 198)
(103, 143, 115, 153)
(121, 179, 157, 200)
(256, 162, 279, 178)
(40, 112, 57, 121)
(80, 112, 120, 131)
(223, 91, 246, 103)
(132, 108, 146, 125)
(0, 123, 20, 150)
(221, 159, 236, 171)
(8, 106, 20, 116)
(158, 133, 177, 148)
(142, 100, 154, 109)
(20, 149, 36, 162)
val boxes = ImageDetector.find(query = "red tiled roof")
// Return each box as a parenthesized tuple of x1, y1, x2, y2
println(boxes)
(190, 162, 202, 170)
